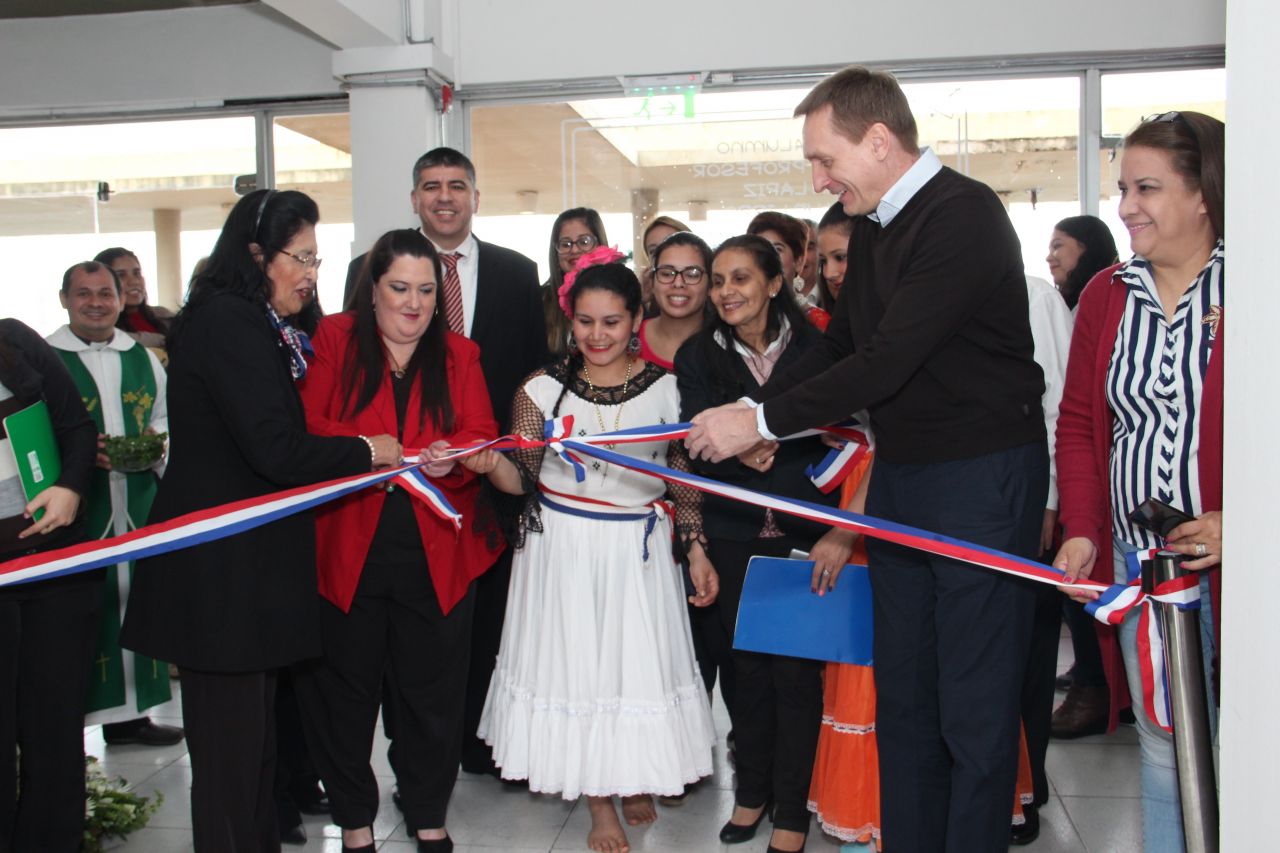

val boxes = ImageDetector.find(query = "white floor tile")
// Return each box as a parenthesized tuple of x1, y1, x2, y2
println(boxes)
(1061, 795, 1144, 853)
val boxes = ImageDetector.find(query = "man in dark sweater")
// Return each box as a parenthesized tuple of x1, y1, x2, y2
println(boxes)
(687, 66, 1048, 852)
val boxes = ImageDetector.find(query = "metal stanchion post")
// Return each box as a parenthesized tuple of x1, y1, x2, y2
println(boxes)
(1143, 552, 1219, 853)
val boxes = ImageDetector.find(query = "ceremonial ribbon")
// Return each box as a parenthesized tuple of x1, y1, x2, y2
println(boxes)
(0, 416, 1197, 733)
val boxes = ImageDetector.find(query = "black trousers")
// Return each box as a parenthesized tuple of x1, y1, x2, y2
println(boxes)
(1021, 579, 1062, 806)
(1063, 598, 1108, 688)
(688, 600, 737, 724)
(708, 536, 823, 833)
(461, 547, 511, 774)
(866, 443, 1046, 853)
(180, 667, 280, 853)
(296, 558, 475, 832)
(0, 571, 102, 853)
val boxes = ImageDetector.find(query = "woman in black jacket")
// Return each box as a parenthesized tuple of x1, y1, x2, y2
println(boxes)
(120, 189, 400, 852)
(0, 315, 98, 853)
(674, 235, 839, 853)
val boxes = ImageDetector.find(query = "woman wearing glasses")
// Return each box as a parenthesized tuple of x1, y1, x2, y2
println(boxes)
(121, 189, 401, 851)
(1054, 111, 1224, 852)
(542, 208, 608, 359)
(675, 235, 838, 853)
(637, 232, 712, 370)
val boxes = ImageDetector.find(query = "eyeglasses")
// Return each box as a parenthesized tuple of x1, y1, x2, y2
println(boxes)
(1143, 111, 1183, 124)
(653, 265, 706, 285)
(555, 235, 599, 254)
(277, 248, 323, 271)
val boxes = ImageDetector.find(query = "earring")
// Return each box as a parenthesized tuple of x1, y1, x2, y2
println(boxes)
(627, 333, 641, 355)
(567, 333, 579, 353)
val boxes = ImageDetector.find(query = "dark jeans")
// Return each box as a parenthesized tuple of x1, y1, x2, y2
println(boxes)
(866, 442, 1047, 853)
(1063, 598, 1108, 687)
(296, 559, 474, 832)
(708, 535, 823, 833)
(0, 572, 102, 853)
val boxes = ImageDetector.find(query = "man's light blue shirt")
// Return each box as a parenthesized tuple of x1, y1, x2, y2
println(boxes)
(868, 147, 943, 227)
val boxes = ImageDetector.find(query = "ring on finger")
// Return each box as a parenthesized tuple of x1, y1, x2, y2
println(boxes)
(1195, 542, 1207, 557)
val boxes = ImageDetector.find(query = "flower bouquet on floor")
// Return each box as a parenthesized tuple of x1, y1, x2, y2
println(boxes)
(84, 755, 163, 853)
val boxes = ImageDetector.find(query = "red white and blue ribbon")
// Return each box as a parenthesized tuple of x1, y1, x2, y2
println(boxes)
(0, 461, 459, 589)
(1084, 548, 1202, 733)
(0, 415, 1202, 735)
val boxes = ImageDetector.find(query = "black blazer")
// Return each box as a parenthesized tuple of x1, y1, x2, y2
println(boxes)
(0, 319, 96, 560)
(675, 321, 839, 544)
(345, 235, 548, 432)
(120, 293, 370, 672)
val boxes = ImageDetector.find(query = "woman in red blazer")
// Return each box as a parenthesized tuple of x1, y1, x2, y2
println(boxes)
(1053, 111, 1223, 852)
(296, 229, 500, 853)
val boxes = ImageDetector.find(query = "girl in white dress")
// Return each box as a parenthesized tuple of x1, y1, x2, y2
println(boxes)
(462, 252, 719, 853)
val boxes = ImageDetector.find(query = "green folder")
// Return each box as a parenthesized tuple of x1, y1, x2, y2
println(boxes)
(2, 401, 61, 522)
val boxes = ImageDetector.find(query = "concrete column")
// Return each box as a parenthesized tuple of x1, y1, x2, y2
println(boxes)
(630, 187, 659, 267)
(152, 208, 182, 309)
(1222, 0, 1280, 846)
(348, 83, 440, 254)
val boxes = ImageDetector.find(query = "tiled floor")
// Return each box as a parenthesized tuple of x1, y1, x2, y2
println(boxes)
(100, 631, 1142, 852)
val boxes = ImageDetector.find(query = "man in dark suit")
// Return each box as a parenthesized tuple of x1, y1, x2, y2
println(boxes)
(346, 147, 547, 779)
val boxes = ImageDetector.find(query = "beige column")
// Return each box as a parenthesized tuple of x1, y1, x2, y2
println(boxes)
(630, 188, 659, 268)
(152, 208, 182, 310)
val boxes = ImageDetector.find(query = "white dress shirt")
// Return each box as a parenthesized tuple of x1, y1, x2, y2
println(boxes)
(1025, 275, 1073, 511)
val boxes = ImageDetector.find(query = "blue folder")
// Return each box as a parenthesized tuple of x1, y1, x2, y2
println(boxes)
(732, 556, 873, 665)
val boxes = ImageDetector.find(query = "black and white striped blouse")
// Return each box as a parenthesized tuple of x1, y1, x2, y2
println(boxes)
(1106, 241, 1224, 557)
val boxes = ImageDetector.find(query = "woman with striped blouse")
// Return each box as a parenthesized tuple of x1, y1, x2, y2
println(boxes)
(1053, 110, 1224, 853)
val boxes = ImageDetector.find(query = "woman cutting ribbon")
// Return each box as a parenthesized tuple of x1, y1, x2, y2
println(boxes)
(296, 229, 500, 853)
(121, 189, 400, 852)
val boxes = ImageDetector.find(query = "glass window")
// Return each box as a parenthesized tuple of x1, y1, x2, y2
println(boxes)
(1097, 68, 1226, 262)
(905, 77, 1080, 285)
(0, 116, 255, 334)
(470, 76, 1081, 285)
(273, 112, 353, 312)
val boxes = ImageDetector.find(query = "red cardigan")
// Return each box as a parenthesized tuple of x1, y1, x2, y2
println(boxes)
(1056, 263, 1223, 729)
(299, 312, 501, 614)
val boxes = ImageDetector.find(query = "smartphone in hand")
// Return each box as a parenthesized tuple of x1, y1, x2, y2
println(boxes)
(1128, 498, 1195, 539)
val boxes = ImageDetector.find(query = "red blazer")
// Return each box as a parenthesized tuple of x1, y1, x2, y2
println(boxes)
(299, 312, 501, 614)
(1056, 263, 1223, 729)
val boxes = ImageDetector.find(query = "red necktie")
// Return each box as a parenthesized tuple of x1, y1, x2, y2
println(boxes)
(440, 252, 465, 335)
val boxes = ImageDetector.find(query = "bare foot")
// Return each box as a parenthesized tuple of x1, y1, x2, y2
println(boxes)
(621, 794, 656, 826)
(768, 827, 807, 852)
(587, 797, 630, 853)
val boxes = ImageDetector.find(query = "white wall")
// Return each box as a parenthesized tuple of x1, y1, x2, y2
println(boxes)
(455, 0, 1225, 86)
(0, 4, 340, 116)
(1220, 0, 1280, 844)
(0, 1, 1225, 118)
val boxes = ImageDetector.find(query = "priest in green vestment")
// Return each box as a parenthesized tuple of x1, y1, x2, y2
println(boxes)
(47, 261, 183, 747)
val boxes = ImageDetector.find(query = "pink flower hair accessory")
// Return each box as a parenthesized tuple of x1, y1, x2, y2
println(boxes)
(558, 245, 626, 318)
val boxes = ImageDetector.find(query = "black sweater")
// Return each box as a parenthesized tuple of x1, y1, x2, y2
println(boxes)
(755, 166, 1045, 464)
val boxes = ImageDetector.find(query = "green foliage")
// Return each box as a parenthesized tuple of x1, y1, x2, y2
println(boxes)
(83, 755, 163, 853)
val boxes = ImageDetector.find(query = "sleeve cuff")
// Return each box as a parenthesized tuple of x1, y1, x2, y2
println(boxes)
(755, 404, 777, 442)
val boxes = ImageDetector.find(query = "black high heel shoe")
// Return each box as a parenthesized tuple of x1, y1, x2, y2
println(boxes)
(416, 834, 453, 853)
(765, 824, 809, 853)
(718, 801, 771, 844)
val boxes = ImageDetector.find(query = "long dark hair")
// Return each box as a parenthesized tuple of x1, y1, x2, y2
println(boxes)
(93, 247, 171, 336)
(698, 234, 808, 401)
(170, 189, 319, 347)
(545, 208, 609, 355)
(1053, 215, 1119, 309)
(551, 261, 642, 417)
(1124, 110, 1224, 242)
(816, 203, 855, 310)
(344, 229, 454, 432)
